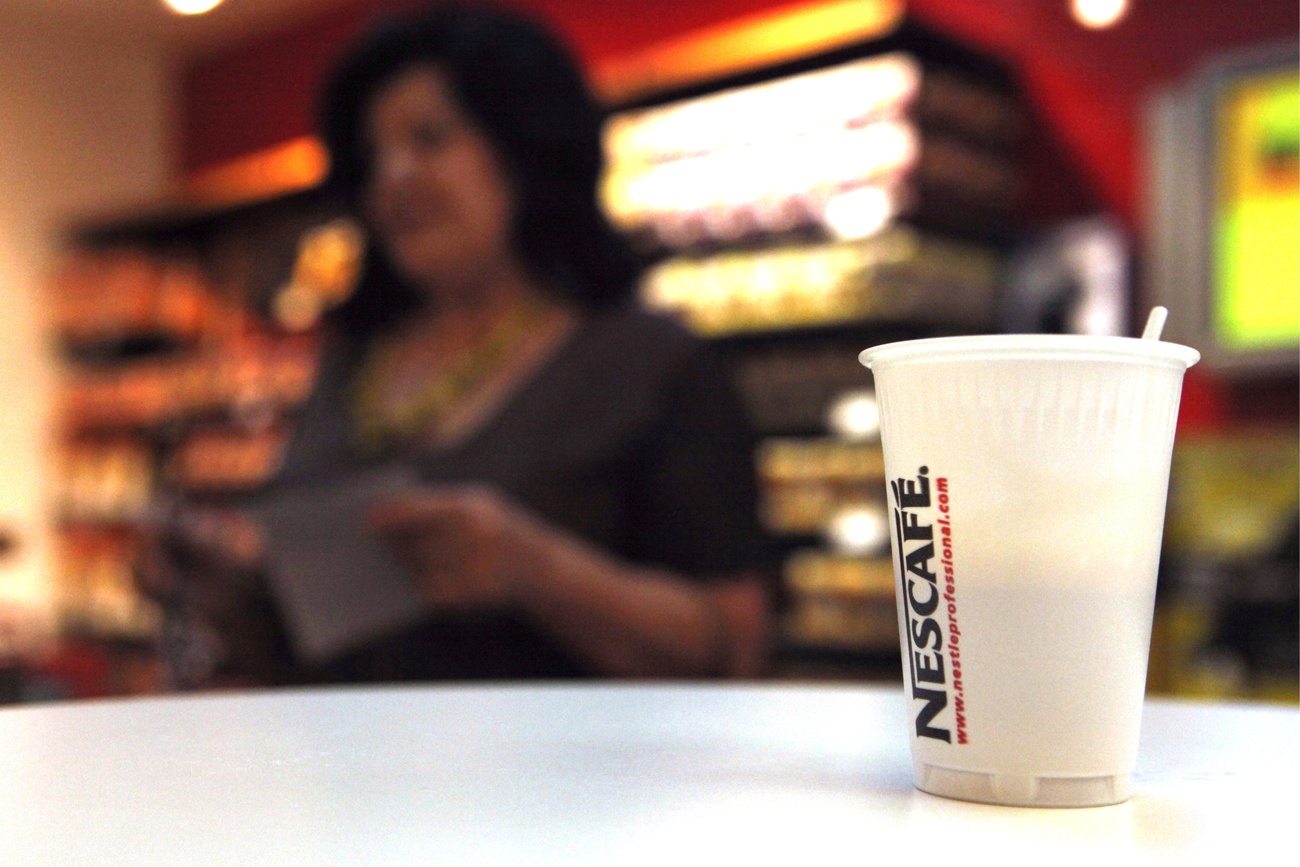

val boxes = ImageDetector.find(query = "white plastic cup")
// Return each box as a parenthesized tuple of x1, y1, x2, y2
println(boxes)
(859, 334, 1200, 807)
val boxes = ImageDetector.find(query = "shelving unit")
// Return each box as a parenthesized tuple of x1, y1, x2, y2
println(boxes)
(600, 20, 1023, 678)
(48, 189, 347, 687)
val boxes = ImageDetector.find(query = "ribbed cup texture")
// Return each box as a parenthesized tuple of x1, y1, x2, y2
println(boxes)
(875, 359, 1185, 468)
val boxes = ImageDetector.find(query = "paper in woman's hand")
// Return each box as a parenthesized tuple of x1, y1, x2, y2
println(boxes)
(244, 466, 430, 663)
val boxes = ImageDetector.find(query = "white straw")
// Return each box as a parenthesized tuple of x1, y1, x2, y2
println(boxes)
(1141, 306, 1168, 340)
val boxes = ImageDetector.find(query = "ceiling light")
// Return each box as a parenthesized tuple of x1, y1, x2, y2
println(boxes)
(163, 0, 226, 16)
(1071, 0, 1129, 29)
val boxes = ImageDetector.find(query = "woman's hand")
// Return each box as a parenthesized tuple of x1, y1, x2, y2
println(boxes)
(134, 504, 279, 688)
(368, 485, 543, 612)
(370, 485, 771, 678)
(135, 505, 266, 617)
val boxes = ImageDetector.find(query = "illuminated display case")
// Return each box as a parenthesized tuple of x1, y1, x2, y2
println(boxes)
(50, 190, 343, 656)
(602, 28, 1022, 340)
(599, 22, 1024, 670)
(603, 52, 1017, 250)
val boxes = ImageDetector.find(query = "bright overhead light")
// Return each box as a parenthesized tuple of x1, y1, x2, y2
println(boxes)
(1071, 0, 1128, 29)
(163, 0, 226, 16)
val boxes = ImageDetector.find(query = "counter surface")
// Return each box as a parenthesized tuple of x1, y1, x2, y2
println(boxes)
(2, 684, 1295, 864)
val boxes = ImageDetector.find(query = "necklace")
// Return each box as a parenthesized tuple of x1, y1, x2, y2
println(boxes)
(350, 294, 552, 452)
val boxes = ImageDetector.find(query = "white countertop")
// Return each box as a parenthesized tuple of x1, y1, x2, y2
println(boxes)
(1, 683, 1296, 865)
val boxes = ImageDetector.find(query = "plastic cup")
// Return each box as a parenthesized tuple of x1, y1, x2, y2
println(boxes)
(858, 334, 1199, 807)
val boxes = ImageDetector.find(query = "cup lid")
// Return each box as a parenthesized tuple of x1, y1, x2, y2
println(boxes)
(859, 334, 1201, 371)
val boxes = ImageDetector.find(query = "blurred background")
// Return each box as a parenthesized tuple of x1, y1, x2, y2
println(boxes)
(0, 0, 1295, 703)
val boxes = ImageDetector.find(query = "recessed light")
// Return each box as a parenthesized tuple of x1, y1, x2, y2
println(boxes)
(163, 0, 226, 16)
(1071, 0, 1129, 29)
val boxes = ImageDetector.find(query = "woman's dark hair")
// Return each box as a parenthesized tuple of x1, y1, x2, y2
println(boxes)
(319, 2, 644, 336)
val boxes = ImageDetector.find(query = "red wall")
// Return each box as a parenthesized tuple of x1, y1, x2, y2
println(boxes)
(179, 0, 1299, 429)
(179, 0, 803, 176)
(181, 0, 1298, 226)
(910, 0, 1297, 230)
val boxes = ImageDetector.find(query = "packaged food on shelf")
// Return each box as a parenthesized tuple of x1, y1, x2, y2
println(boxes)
(166, 426, 292, 493)
(782, 551, 899, 652)
(604, 52, 923, 168)
(51, 250, 221, 349)
(59, 327, 320, 436)
(154, 260, 216, 342)
(45, 169, 367, 693)
(51, 252, 155, 344)
(785, 549, 896, 597)
(56, 440, 154, 525)
(55, 527, 159, 641)
(210, 329, 321, 423)
(62, 361, 175, 432)
(641, 226, 1001, 335)
(784, 592, 899, 651)
(757, 437, 886, 533)
(917, 135, 1019, 210)
(602, 49, 1021, 251)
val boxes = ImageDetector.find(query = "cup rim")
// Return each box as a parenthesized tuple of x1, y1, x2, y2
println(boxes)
(859, 334, 1201, 371)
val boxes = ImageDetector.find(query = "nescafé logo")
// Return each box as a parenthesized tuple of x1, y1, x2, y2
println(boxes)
(891, 466, 958, 743)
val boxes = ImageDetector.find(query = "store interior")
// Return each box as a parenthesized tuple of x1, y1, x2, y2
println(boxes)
(0, 0, 1296, 701)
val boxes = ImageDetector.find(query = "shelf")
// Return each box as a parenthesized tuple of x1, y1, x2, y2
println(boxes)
(60, 332, 195, 366)
(65, 184, 331, 248)
(165, 426, 292, 494)
(785, 552, 894, 596)
(56, 517, 146, 539)
(709, 320, 930, 352)
(642, 224, 1004, 341)
(781, 609, 902, 657)
(49, 190, 334, 670)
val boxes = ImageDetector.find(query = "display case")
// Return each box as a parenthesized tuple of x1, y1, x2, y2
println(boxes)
(599, 19, 1024, 676)
(48, 188, 353, 679)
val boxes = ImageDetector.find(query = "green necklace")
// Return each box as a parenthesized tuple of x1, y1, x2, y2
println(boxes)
(351, 297, 548, 452)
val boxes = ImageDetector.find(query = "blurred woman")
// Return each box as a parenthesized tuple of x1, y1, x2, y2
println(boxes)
(140, 2, 773, 685)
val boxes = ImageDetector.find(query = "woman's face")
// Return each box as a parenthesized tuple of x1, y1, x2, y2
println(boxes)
(362, 65, 518, 301)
